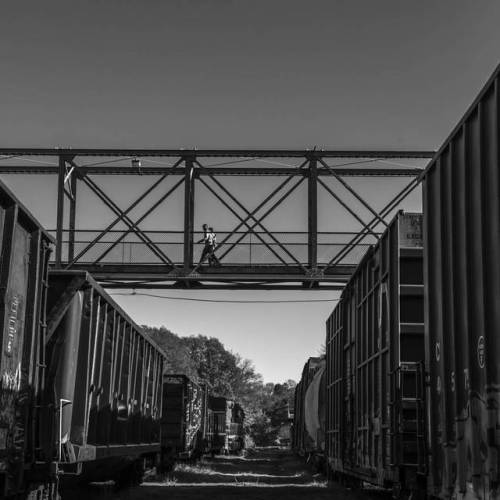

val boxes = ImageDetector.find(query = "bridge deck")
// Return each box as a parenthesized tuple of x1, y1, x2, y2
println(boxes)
(67, 263, 356, 290)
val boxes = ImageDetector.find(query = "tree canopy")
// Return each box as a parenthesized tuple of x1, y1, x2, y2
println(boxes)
(143, 325, 295, 445)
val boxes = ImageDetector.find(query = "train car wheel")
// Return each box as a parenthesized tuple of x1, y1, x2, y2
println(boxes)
(114, 459, 145, 490)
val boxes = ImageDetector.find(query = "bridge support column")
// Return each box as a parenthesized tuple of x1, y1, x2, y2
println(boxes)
(68, 170, 78, 262)
(308, 157, 318, 270)
(55, 156, 66, 268)
(55, 156, 78, 267)
(183, 157, 196, 272)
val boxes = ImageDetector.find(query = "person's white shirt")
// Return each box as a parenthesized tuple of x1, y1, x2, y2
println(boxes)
(209, 232, 217, 247)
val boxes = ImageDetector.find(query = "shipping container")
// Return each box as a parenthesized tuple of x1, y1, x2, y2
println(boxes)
(0, 181, 54, 498)
(422, 64, 500, 499)
(160, 374, 207, 468)
(325, 212, 425, 494)
(44, 270, 166, 487)
(292, 357, 325, 457)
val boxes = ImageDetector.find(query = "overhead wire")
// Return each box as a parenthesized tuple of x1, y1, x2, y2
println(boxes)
(140, 158, 175, 167)
(109, 291, 340, 304)
(375, 158, 424, 169)
(79, 157, 134, 167)
(254, 158, 304, 168)
(198, 158, 256, 168)
(16, 156, 59, 166)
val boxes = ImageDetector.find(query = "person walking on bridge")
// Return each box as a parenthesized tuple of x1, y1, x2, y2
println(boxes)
(197, 224, 220, 267)
(208, 227, 221, 267)
(197, 223, 212, 266)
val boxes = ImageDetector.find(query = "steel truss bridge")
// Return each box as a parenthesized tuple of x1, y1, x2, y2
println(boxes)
(0, 148, 433, 290)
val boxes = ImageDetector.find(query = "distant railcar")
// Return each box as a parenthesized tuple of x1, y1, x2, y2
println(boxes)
(228, 402, 245, 454)
(206, 397, 245, 455)
(292, 356, 326, 465)
(160, 374, 207, 468)
(271, 404, 293, 447)
(325, 212, 425, 496)
(45, 270, 166, 488)
(0, 181, 54, 499)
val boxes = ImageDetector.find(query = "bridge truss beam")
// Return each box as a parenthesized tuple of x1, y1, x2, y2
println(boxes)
(0, 148, 433, 290)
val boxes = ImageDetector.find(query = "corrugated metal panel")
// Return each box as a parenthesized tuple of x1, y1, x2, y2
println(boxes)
(325, 212, 425, 492)
(423, 65, 500, 499)
(0, 180, 52, 497)
(45, 270, 166, 482)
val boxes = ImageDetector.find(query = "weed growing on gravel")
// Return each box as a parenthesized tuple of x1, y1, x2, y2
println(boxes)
(173, 463, 215, 475)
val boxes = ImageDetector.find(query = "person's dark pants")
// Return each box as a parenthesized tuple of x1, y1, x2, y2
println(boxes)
(199, 245, 212, 265)
(208, 248, 220, 266)
(200, 245, 220, 266)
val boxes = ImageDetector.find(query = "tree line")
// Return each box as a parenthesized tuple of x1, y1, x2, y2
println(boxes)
(143, 326, 295, 445)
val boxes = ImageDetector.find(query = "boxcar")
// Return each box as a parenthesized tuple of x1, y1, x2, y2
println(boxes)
(422, 64, 500, 500)
(325, 212, 425, 495)
(44, 270, 166, 487)
(292, 356, 326, 459)
(160, 374, 207, 468)
(0, 181, 54, 499)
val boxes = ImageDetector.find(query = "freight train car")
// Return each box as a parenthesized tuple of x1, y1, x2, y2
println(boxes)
(0, 181, 54, 499)
(422, 64, 500, 500)
(206, 397, 245, 455)
(160, 374, 207, 468)
(292, 356, 326, 464)
(228, 403, 245, 454)
(271, 404, 293, 447)
(325, 212, 425, 496)
(45, 270, 166, 488)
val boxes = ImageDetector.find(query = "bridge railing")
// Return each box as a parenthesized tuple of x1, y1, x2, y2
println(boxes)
(48, 229, 379, 267)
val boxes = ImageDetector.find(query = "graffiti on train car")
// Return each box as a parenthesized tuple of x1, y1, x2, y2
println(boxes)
(5, 294, 21, 358)
(1, 363, 21, 392)
(0, 382, 26, 462)
(186, 384, 205, 449)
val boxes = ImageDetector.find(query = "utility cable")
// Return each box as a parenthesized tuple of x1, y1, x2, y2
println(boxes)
(109, 291, 340, 304)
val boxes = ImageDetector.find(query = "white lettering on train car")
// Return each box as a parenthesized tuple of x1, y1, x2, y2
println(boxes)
(477, 336, 485, 369)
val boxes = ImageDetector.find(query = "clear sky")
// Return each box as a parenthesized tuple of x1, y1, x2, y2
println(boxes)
(1, 0, 500, 382)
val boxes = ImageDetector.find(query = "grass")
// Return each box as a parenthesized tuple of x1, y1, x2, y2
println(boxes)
(142, 481, 328, 488)
(171, 462, 305, 479)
